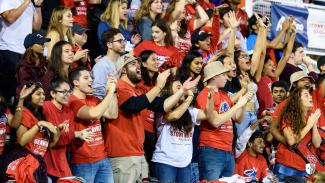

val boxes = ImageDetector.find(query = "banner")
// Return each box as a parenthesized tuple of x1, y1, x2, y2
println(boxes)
(307, 8, 325, 49)
(271, 4, 309, 47)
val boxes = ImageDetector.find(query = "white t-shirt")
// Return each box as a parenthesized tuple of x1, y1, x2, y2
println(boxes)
(0, 0, 35, 54)
(152, 107, 200, 168)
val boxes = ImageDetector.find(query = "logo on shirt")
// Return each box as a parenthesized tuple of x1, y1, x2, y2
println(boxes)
(219, 102, 230, 113)
(244, 168, 257, 180)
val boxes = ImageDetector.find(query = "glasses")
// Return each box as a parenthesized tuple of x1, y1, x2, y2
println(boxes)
(111, 39, 127, 45)
(54, 90, 72, 96)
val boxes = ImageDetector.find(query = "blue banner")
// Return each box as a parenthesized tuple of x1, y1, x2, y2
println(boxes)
(271, 4, 309, 46)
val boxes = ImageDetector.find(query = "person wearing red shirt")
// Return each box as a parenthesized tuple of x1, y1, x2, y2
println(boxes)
(68, 67, 118, 183)
(133, 19, 180, 70)
(227, 0, 249, 38)
(43, 79, 75, 182)
(235, 131, 269, 182)
(196, 61, 252, 181)
(61, 0, 88, 28)
(274, 88, 321, 180)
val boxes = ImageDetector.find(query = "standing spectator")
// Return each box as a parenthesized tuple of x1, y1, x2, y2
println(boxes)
(279, 42, 318, 85)
(43, 79, 74, 182)
(42, 41, 74, 99)
(0, 0, 43, 102)
(68, 67, 118, 183)
(98, 0, 141, 53)
(135, 0, 163, 40)
(16, 33, 50, 96)
(196, 61, 252, 181)
(92, 28, 125, 100)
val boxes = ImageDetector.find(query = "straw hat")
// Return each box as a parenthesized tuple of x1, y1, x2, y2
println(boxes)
(116, 53, 139, 76)
(289, 71, 314, 91)
(203, 61, 229, 82)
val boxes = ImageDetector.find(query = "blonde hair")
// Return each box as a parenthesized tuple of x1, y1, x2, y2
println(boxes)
(100, 0, 128, 29)
(48, 6, 74, 44)
(135, 0, 162, 23)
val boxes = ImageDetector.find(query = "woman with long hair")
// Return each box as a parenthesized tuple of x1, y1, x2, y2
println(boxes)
(46, 6, 74, 60)
(42, 41, 74, 99)
(1, 83, 60, 182)
(151, 78, 210, 183)
(16, 33, 50, 96)
(98, 0, 141, 53)
(133, 19, 179, 72)
(275, 87, 321, 180)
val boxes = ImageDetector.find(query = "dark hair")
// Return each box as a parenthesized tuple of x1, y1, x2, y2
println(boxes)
(248, 13, 263, 34)
(271, 80, 289, 92)
(292, 41, 303, 54)
(161, 80, 193, 133)
(234, 50, 256, 83)
(139, 50, 159, 86)
(176, 51, 202, 84)
(102, 28, 121, 52)
(219, 6, 233, 20)
(178, 19, 188, 38)
(278, 87, 310, 138)
(248, 131, 264, 144)
(49, 40, 72, 80)
(24, 85, 46, 121)
(68, 66, 88, 87)
(152, 19, 174, 46)
(0, 96, 6, 116)
(49, 78, 70, 98)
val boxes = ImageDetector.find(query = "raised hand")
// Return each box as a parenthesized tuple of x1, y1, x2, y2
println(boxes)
(228, 11, 241, 29)
(307, 109, 321, 127)
(156, 69, 171, 89)
(19, 85, 35, 100)
(182, 75, 201, 91)
(106, 75, 117, 92)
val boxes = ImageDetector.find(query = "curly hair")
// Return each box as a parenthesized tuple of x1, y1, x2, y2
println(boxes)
(160, 80, 193, 133)
(278, 88, 310, 138)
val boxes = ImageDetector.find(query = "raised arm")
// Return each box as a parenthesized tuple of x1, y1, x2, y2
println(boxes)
(250, 14, 265, 76)
(32, 1, 43, 31)
(1, 0, 31, 24)
(164, 91, 194, 122)
(254, 24, 267, 82)
(168, 0, 186, 23)
(267, 17, 290, 49)
(102, 77, 118, 119)
(190, 1, 209, 30)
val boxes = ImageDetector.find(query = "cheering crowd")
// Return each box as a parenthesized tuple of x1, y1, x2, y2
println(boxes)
(0, 0, 324, 182)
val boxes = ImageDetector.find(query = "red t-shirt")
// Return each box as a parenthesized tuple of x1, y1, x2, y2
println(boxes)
(133, 40, 180, 68)
(69, 95, 106, 164)
(236, 8, 249, 38)
(0, 112, 9, 155)
(21, 108, 49, 157)
(61, 0, 88, 27)
(312, 86, 325, 127)
(104, 80, 146, 157)
(257, 76, 276, 117)
(43, 101, 74, 177)
(196, 87, 234, 151)
(137, 81, 155, 133)
(235, 150, 268, 181)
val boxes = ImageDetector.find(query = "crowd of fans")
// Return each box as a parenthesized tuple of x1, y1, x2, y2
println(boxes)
(0, 0, 324, 183)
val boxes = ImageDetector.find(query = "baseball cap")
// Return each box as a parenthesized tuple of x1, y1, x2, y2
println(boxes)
(72, 24, 89, 35)
(116, 53, 139, 76)
(24, 33, 51, 49)
(191, 30, 211, 45)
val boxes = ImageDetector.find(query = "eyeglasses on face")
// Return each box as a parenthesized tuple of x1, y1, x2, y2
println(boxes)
(111, 39, 127, 44)
(54, 90, 72, 96)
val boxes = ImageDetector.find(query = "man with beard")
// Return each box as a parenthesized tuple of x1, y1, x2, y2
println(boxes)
(104, 53, 200, 182)
(92, 28, 126, 100)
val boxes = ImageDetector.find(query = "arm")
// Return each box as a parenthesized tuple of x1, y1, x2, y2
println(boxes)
(88, 0, 102, 4)
(164, 94, 194, 122)
(77, 76, 117, 120)
(192, 4, 209, 30)
(32, 6, 42, 31)
(312, 123, 322, 148)
(255, 26, 267, 82)
(0, 0, 30, 24)
(250, 19, 265, 77)
(235, 121, 259, 158)
(270, 115, 286, 144)
(168, 0, 186, 23)
(102, 90, 118, 119)
(267, 17, 290, 49)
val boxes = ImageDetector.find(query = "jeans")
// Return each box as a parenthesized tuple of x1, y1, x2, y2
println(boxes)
(235, 111, 257, 137)
(273, 163, 307, 181)
(154, 162, 191, 183)
(198, 146, 235, 181)
(191, 162, 199, 183)
(71, 158, 114, 183)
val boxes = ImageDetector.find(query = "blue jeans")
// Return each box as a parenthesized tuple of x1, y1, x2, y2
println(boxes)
(191, 162, 199, 183)
(71, 158, 114, 183)
(235, 111, 257, 137)
(273, 163, 307, 181)
(154, 162, 191, 183)
(198, 146, 235, 181)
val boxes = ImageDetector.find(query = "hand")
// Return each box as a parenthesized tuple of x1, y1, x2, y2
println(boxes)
(106, 75, 117, 92)
(239, 74, 249, 89)
(228, 11, 241, 29)
(156, 69, 171, 89)
(73, 49, 89, 61)
(281, 17, 290, 31)
(237, 92, 253, 107)
(302, 56, 313, 66)
(131, 34, 141, 45)
(39, 121, 58, 135)
(254, 13, 266, 28)
(182, 75, 201, 91)
(58, 120, 70, 132)
(207, 87, 215, 99)
(76, 128, 93, 143)
(307, 109, 321, 127)
(19, 85, 35, 100)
